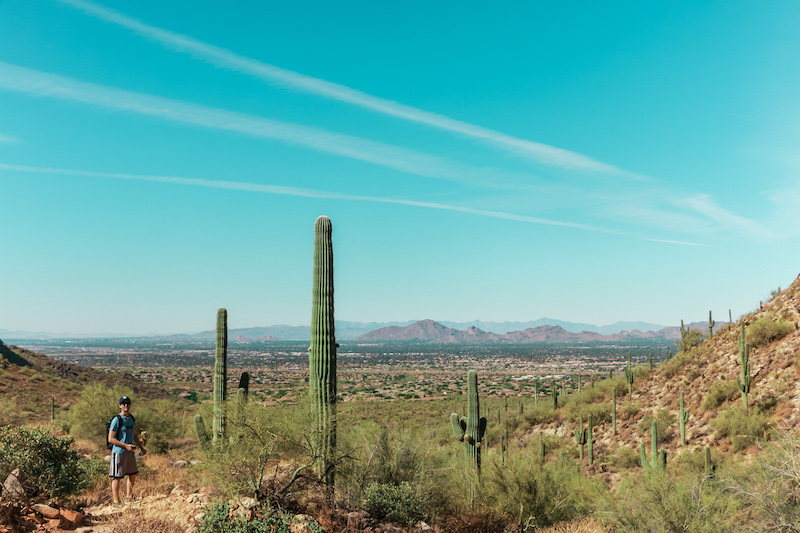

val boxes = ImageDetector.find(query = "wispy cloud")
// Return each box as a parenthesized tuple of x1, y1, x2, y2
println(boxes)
(680, 194, 773, 239)
(0, 162, 696, 243)
(0, 61, 482, 182)
(0, 134, 20, 143)
(57, 0, 638, 177)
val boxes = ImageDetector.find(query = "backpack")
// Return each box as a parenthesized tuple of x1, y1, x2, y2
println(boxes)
(106, 414, 135, 450)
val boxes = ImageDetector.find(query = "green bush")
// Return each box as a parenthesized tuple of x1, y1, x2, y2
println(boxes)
(602, 469, 741, 532)
(609, 445, 643, 469)
(0, 425, 90, 499)
(747, 313, 794, 348)
(480, 454, 599, 530)
(362, 482, 427, 526)
(710, 406, 771, 452)
(196, 503, 301, 533)
(702, 380, 740, 411)
(676, 329, 705, 353)
(638, 408, 676, 443)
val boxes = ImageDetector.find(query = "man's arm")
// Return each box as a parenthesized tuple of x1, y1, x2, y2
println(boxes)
(109, 427, 135, 452)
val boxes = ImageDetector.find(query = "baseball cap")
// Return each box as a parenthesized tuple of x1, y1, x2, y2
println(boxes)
(119, 396, 131, 405)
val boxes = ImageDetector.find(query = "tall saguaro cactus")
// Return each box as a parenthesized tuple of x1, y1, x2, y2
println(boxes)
(575, 413, 588, 461)
(310, 215, 338, 487)
(213, 307, 228, 443)
(612, 387, 617, 435)
(450, 370, 488, 474)
(737, 322, 751, 415)
(641, 420, 667, 470)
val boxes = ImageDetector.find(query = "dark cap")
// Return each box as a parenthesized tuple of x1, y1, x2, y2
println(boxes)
(119, 396, 131, 405)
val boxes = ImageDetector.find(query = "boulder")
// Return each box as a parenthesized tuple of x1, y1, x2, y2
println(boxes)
(2, 468, 25, 496)
(173, 460, 188, 469)
(59, 508, 84, 528)
(32, 503, 61, 519)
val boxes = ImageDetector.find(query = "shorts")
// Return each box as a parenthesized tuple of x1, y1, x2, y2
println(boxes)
(109, 451, 138, 479)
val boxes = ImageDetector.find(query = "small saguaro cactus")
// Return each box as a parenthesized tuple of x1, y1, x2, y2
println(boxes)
(575, 413, 588, 461)
(708, 311, 715, 339)
(450, 370, 488, 474)
(680, 319, 687, 340)
(737, 321, 751, 414)
(624, 351, 636, 395)
(647, 353, 653, 372)
(705, 446, 715, 478)
(577, 373, 582, 394)
(552, 383, 559, 410)
(641, 420, 667, 470)
(587, 415, 594, 466)
(679, 389, 689, 445)
(612, 387, 617, 435)
(539, 434, 546, 460)
(309, 215, 338, 487)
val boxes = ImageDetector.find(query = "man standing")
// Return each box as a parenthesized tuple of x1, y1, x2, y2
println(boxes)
(108, 396, 146, 505)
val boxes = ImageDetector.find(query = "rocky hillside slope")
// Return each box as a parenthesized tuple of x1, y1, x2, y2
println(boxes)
(524, 273, 800, 466)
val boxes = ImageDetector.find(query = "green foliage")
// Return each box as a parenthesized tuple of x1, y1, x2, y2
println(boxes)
(134, 399, 182, 453)
(609, 445, 641, 469)
(602, 469, 741, 532)
(480, 454, 599, 530)
(638, 408, 676, 444)
(64, 383, 129, 439)
(0, 425, 90, 499)
(677, 329, 705, 353)
(702, 380, 740, 411)
(362, 482, 427, 526)
(196, 503, 299, 533)
(746, 313, 794, 348)
(710, 406, 771, 452)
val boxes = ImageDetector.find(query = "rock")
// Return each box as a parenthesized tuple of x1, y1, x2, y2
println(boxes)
(48, 518, 64, 529)
(104, 455, 112, 462)
(416, 521, 433, 531)
(239, 497, 258, 510)
(173, 460, 188, 469)
(170, 485, 186, 496)
(380, 523, 403, 533)
(33, 504, 61, 519)
(190, 460, 202, 466)
(187, 493, 208, 505)
(60, 508, 84, 527)
(2, 469, 25, 496)
(291, 514, 316, 533)
(347, 510, 369, 529)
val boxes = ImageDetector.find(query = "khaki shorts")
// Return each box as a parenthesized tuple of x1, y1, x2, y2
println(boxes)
(109, 451, 138, 479)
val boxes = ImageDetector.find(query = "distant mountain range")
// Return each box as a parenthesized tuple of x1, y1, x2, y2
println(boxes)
(0, 317, 727, 342)
(353, 319, 721, 343)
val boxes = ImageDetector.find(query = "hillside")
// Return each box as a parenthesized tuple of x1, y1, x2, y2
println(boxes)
(0, 339, 170, 425)
(521, 274, 800, 469)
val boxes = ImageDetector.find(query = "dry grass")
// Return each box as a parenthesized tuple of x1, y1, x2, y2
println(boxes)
(537, 517, 612, 532)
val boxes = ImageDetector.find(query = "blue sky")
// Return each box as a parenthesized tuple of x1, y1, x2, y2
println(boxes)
(1, 0, 799, 335)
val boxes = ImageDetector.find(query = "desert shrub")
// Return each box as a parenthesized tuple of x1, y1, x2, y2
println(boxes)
(637, 408, 676, 443)
(609, 445, 642, 470)
(196, 503, 299, 533)
(675, 446, 720, 475)
(725, 429, 800, 531)
(563, 401, 612, 425)
(602, 469, 741, 532)
(64, 383, 130, 439)
(702, 380, 740, 411)
(133, 399, 182, 453)
(522, 403, 556, 426)
(480, 454, 599, 530)
(747, 313, 794, 348)
(0, 425, 92, 499)
(710, 406, 771, 452)
(362, 482, 427, 526)
(676, 329, 704, 353)
(620, 401, 640, 419)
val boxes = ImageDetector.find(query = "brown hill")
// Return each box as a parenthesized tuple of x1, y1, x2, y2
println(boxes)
(355, 318, 501, 342)
(0, 339, 170, 425)
(522, 273, 800, 465)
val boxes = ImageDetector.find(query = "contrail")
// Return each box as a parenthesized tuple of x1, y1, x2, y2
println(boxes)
(0, 61, 476, 182)
(56, 0, 638, 176)
(0, 162, 672, 239)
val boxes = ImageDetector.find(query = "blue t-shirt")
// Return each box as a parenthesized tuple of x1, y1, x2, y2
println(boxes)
(109, 414, 135, 454)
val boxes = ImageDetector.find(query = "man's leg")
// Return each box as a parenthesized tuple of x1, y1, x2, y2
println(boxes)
(111, 478, 121, 504)
(126, 473, 137, 500)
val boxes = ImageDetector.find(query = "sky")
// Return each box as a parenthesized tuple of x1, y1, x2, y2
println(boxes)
(1, 0, 799, 335)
